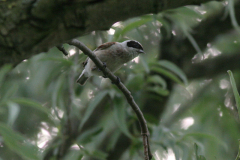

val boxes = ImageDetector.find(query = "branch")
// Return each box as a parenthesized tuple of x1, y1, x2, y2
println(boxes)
(185, 52, 240, 79)
(68, 39, 152, 160)
(56, 45, 68, 56)
(0, 0, 222, 67)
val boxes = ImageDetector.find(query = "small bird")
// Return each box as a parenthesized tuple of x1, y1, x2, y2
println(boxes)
(77, 40, 145, 85)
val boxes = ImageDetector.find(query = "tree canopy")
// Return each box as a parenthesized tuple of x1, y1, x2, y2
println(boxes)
(1, 0, 240, 160)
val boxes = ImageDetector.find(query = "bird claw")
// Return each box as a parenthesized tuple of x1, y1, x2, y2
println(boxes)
(98, 62, 107, 72)
(102, 62, 107, 68)
(111, 76, 121, 84)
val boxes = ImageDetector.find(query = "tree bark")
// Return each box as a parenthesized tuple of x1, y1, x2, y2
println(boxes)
(0, 0, 221, 67)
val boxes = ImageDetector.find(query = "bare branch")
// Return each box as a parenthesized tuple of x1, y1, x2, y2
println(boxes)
(68, 39, 152, 160)
(56, 45, 68, 56)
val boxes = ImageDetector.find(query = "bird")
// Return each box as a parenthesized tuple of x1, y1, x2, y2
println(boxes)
(77, 40, 145, 85)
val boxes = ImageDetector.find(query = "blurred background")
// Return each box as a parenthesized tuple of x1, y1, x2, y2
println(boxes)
(0, 1, 240, 160)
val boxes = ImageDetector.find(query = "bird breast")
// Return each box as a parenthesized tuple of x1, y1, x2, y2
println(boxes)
(90, 45, 133, 75)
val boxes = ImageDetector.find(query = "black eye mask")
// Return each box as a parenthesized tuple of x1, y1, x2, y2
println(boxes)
(127, 41, 144, 51)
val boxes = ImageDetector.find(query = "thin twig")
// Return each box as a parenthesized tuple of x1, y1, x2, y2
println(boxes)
(68, 39, 152, 160)
(57, 45, 68, 56)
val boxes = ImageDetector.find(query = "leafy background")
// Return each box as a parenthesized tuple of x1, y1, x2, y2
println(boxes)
(0, 1, 240, 160)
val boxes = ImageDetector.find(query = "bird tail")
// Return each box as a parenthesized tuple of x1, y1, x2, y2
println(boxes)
(77, 71, 89, 85)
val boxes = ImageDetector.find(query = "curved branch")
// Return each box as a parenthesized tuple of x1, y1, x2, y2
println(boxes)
(68, 39, 152, 160)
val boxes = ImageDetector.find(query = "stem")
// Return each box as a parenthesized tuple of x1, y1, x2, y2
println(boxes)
(68, 39, 152, 160)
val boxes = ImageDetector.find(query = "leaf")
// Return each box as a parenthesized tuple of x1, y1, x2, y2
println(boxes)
(194, 143, 199, 159)
(146, 86, 169, 96)
(235, 140, 240, 160)
(40, 57, 73, 66)
(113, 97, 134, 139)
(0, 123, 40, 160)
(199, 155, 207, 160)
(0, 84, 18, 103)
(106, 130, 121, 151)
(181, 132, 227, 150)
(78, 91, 108, 131)
(114, 15, 153, 40)
(176, 7, 202, 18)
(90, 150, 108, 160)
(158, 60, 188, 85)
(7, 102, 20, 126)
(150, 66, 183, 85)
(140, 56, 150, 73)
(228, 70, 240, 119)
(77, 126, 103, 144)
(125, 74, 144, 90)
(194, 143, 207, 160)
(12, 98, 51, 116)
(147, 75, 167, 89)
(0, 64, 12, 87)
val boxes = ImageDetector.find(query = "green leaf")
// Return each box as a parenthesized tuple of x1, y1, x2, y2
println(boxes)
(90, 150, 108, 160)
(175, 7, 202, 18)
(0, 84, 18, 103)
(114, 15, 153, 40)
(0, 123, 40, 160)
(140, 56, 150, 73)
(125, 74, 144, 90)
(150, 66, 183, 85)
(194, 143, 199, 159)
(78, 91, 108, 131)
(113, 97, 134, 139)
(228, 70, 240, 119)
(40, 57, 73, 66)
(235, 140, 240, 160)
(12, 98, 52, 116)
(7, 102, 20, 126)
(0, 64, 12, 87)
(147, 75, 167, 89)
(147, 86, 169, 96)
(199, 155, 207, 160)
(106, 130, 121, 151)
(77, 126, 103, 144)
(158, 60, 188, 85)
(181, 132, 227, 150)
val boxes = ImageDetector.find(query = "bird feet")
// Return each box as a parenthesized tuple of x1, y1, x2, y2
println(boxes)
(102, 62, 107, 68)
(111, 76, 121, 85)
(98, 62, 107, 72)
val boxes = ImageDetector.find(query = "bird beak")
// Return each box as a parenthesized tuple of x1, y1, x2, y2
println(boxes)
(138, 50, 145, 54)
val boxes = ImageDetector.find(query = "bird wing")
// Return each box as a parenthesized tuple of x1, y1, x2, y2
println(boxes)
(94, 42, 116, 51)
(82, 42, 116, 71)
(82, 57, 89, 67)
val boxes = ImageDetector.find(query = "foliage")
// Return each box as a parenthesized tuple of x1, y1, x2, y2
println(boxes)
(1, 1, 240, 160)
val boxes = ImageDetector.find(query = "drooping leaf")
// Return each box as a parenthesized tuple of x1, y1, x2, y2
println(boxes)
(158, 60, 188, 85)
(147, 75, 167, 89)
(114, 15, 153, 40)
(78, 91, 108, 131)
(146, 86, 169, 96)
(113, 97, 134, 139)
(0, 123, 40, 160)
(77, 126, 103, 144)
(12, 98, 51, 115)
(0, 64, 12, 87)
(0, 84, 18, 103)
(228, 70, 240, 119)
(150, 66, 183, 85)
(7, 102, 20, 126)
(235, 140, 240, 160)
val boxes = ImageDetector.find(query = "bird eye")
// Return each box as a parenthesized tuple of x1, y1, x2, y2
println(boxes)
(127, 41, 143, 50)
